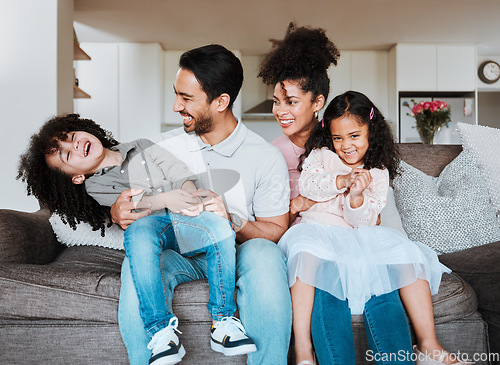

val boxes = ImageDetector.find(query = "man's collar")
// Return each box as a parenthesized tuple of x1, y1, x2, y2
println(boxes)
(186, 120, 247, 157)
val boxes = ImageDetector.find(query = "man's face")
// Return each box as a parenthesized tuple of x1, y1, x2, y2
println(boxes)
(173, 68, 216, 135)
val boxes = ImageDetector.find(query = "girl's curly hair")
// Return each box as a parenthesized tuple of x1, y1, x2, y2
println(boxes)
(302, 91, 400, 181)
(17, 113, 119, 235)
(258, 22, 340, 101)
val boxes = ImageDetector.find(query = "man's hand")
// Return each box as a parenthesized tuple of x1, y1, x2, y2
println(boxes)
(110, 189, 152, 230)
(192, 189, 229, 220)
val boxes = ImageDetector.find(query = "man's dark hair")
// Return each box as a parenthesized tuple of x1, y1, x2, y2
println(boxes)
(179, 44, 243, 109)
(17, 113, 119, 235)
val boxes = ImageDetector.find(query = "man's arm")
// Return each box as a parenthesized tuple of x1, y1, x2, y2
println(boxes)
(234, 213, 289, 244)
(192, 189, 288, 244)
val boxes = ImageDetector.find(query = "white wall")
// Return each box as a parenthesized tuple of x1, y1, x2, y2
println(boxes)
(0, 0, 73, 212)
(75, 43, 164, 142)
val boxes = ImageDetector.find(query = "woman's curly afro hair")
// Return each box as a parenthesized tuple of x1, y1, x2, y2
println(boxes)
(17, 113, 119, 235)
(258, 22, 340, 100)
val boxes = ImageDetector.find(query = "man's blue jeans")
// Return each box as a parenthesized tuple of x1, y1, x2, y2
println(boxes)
(119, 238, 293, 365)
(123, 211, 237, 339)
(312, 288, 414, 365)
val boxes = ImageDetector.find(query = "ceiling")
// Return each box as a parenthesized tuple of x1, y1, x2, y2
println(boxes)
(74, 0, 500, 56)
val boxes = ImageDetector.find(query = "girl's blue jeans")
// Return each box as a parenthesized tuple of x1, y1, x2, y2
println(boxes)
(119, 238, 293, 365)
(123, 210, 237, 338)
(312, 288, 414, 365)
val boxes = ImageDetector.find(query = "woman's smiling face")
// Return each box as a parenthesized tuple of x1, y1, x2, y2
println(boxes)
(272, 80, 321, 138)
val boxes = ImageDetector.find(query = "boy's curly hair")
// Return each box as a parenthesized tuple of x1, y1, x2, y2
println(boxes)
(17, 114, 119, 235)
(302, 91, 400, 181)
(258, 22, 340, 102)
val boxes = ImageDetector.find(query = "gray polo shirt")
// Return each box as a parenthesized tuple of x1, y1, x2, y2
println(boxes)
(153, 121, 290, 221)
(85, 139, 193, 207)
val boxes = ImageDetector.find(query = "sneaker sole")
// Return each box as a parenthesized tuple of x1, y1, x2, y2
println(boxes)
(210, 340, 257, 356)
(150, 345, 186, 365)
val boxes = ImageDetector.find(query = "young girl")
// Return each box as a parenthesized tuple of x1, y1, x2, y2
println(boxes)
(17, 114, 256, 365)
(278, 90, 473, 365)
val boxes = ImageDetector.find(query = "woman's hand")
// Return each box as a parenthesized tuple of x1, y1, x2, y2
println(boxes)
(290, 194, 317, 215)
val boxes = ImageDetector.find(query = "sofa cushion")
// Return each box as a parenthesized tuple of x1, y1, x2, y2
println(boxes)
(50, 213, 125, 250)
(393, 150, 500, 254)
(0, 246, 123, 322)
(439, 241, 500, 319)
(457, 123, 500, 224)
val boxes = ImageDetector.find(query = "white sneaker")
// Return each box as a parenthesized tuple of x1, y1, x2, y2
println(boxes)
(210, 316, 257, 356)
(148, 317, 186, 365)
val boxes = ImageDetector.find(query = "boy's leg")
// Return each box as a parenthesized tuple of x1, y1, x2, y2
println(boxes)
(235, 238, 292, 365)
(119, 251, 208, 365)
(123, 214, 178, 338)
(170, 211, 237, 319)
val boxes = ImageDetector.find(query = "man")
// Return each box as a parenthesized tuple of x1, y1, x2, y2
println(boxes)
(111, 44, 292, 364)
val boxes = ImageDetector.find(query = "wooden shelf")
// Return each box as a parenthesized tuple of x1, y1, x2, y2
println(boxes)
(74, 41, 91, 61)
(73, 84, 91, 99)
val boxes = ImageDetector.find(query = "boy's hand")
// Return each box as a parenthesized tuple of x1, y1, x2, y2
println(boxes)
(163, 189, 200, 213)
(110, 189, 151, 230)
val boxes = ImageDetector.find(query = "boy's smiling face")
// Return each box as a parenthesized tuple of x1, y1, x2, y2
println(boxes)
(44, 131, 107, 184)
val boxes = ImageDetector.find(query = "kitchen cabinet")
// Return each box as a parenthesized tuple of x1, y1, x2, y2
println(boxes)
(395, 44, 475, 91)
(74, 43, 163, 141)
(328, 51, 388, 117)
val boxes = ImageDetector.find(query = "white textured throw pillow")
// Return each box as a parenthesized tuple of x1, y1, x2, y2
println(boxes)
(457, 122, 500, 224)
(380, 187, 407, 235)
(393, 150, 500, 254)
(49, 214, 124, 250)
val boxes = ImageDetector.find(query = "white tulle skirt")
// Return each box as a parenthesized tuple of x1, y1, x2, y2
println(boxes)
(278, 222, 451, 314)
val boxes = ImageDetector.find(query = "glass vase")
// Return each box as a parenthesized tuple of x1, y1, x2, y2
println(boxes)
(417, 126, 440, 144)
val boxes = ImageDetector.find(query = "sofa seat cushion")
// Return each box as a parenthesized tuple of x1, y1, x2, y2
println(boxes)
(0, 246, 124, 322)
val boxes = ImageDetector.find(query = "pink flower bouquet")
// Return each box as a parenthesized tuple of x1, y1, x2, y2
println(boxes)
(403, 99, 451, 144)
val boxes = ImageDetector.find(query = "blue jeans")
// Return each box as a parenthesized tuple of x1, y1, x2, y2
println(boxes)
(123, 211, 236, 338)
(119, 238, 292, 365)
(311, 289, 414, 365)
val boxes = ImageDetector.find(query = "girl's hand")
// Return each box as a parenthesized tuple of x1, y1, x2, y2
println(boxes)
(349, 169, 372, 197)
(290, 195, 317, 215)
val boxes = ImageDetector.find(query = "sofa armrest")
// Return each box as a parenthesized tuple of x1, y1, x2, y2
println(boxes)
(0, 209, 63, 264)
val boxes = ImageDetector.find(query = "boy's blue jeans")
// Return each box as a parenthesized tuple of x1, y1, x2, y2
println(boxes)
(123, 211, 237, 338)
(119, 238, 293, 365)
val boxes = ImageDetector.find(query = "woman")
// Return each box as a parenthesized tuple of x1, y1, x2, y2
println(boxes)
(259, 22, 462, 365)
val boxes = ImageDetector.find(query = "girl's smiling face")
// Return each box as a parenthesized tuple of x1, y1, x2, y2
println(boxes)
(272, 80, 323, 138)
(330, 115, 370, 168)
(44, 131, 107, 183)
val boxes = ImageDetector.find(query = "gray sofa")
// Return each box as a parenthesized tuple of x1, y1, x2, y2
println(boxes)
(0, 144, 498, 365)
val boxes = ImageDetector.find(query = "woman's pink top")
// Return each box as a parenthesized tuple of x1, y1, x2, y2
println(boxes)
(271, 135, 305, 200)
(299, 147, 388, 228)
